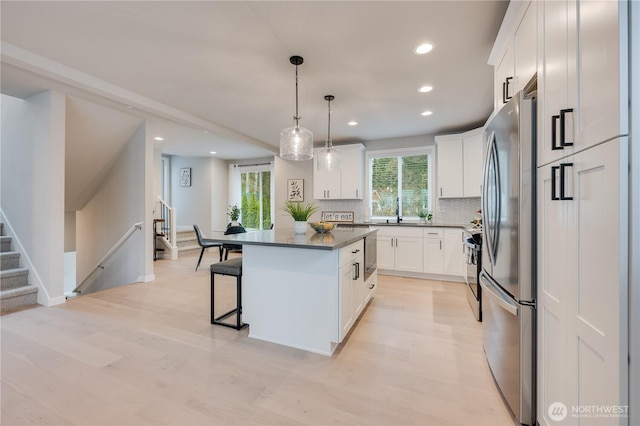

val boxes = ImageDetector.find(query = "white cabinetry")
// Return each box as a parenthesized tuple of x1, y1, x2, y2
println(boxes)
(491, 1, 537, 112)
(376, 227, 423, 273)
(537, 138, 628, 425)
(314, 144, 364, 200)
(538, 0, 627, 167)
(442, 229, 464, 276)
(436, 127, 484, 198)
(422, 228, 444, 274)
(338, 239, 364, 342)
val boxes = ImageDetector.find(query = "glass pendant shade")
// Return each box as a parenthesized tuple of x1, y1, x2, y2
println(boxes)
(317, 94, 341, 171)
(316, 143, 341, 172)
(280, 55, 313, 161)
(280, 125, 313, 161)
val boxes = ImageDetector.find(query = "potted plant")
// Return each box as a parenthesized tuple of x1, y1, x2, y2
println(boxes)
(281, 201, 319, 234)
(417, 210, 428, 224)
(227, 204, 241, 226)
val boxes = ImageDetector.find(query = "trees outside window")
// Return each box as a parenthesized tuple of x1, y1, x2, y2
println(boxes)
(369, 148, 433, 219)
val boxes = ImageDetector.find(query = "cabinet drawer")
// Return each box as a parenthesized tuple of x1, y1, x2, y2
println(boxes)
(340, 240, 364, 266)
(423, 228, 444, 239)
(374, 226, 421, 238)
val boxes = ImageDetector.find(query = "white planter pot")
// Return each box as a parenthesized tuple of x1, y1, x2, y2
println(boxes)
(293, 221, 307, 234)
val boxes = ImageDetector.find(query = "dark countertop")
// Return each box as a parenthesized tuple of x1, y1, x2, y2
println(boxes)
(206, 227, 376, 251)
(347, 222, 468, 229)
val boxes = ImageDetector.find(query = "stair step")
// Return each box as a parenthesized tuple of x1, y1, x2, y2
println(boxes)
(1, 285, 38, 314)
(0, 268, 30, 291)
(0, 252, 20, 270)
(1, 236, 12, 252)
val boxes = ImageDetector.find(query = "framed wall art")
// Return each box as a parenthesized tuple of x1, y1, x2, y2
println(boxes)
(287, 179, 304, 201)
(180, 168, 191, 187)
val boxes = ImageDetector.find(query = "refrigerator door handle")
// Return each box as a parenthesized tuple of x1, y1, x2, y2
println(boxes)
(479, 270, 519, 316)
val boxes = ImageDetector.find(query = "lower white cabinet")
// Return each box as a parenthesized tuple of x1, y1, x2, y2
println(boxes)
(442, 229, 464, 276)
(423, 229, 444, 274)
(338, 240, 365, 342)
(377, 226, 464, 279)
(537, 138, 628, 424)
(376, 227, 423, 273)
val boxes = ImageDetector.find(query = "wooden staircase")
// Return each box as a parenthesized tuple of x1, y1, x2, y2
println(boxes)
(0, 223, 38, 314)
(175, 227, 200, 257)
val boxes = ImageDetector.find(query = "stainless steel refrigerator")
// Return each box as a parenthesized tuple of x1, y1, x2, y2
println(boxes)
(480, 84, 536, 425)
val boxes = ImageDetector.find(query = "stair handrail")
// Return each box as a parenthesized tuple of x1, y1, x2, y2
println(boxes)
(157, 196, 176, 247)
(73, 221, 143, 294)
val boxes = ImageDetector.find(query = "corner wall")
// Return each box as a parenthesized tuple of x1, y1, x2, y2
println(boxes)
(0, 91, 66, 306)
(75, 123, 150, 293)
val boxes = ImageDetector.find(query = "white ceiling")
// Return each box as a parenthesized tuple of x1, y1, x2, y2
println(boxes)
(1, 1, 508, 160)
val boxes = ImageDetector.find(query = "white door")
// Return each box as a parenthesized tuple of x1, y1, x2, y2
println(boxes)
(394, 237, 423, 273)
(423, 237, 443, 274)
(377, 236, 395, 270)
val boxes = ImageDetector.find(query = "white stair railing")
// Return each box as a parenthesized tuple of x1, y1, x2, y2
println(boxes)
(73, 222, 143, 294)
(156, 196, 178, 259)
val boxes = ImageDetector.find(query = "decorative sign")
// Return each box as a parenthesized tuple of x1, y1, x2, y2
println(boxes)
(180, 168, 191, 187)
(321, 211, 354, 223)
(287, 179, 304, 201)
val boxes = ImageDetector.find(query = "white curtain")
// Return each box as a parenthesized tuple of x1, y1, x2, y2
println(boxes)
(228, 164, 242, 212)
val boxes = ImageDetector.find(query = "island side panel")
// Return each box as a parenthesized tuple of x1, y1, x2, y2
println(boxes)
(242, 244, 340, 356)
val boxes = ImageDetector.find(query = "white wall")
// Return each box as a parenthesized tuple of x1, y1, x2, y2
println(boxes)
(0, 91, 66, 306)
(210, 157, 228, 231)
(75, 123, 150, 293)
(273, 156, 318, 230)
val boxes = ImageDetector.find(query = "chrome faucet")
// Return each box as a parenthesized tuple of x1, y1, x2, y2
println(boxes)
(396, 197, 402, 223)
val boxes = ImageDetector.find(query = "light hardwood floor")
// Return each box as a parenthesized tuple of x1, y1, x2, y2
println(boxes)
(1, 252, 514, 425)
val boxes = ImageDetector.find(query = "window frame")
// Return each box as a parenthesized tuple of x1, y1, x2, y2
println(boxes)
(231, 162, 274, 230)
(366, 146, 435, 221)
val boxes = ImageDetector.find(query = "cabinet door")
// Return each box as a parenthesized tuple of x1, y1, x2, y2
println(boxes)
(339, 263, 354, 342)
(462, 132, 484, 197)
(538, 0, 572, 167)
(537, 159, 571, 425)
(436, 138, 463, 198)
(573, 1, 626, 151)
(377, 236, 395, 270)
(340, 146, 364, 199)
(537, 139, 627, 424)
(494, 39, 515, 112)
(313, 165, 341, 199)
(442, 229, 464, 277)
(423, 237, 443, 274)
(514, 0, 537, 93)
(394, 237, 423, 273)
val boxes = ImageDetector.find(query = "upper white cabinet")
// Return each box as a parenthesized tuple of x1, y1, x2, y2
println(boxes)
(313, 144, 364, 200)
(538, 0, 628, 166)
(436, 127, 483, 198)
(490, 0, 538, 112)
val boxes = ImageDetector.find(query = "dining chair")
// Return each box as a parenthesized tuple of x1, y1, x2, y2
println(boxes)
(193, 225, 223, 271)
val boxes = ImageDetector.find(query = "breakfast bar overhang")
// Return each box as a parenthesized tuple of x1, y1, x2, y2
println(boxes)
(206, 227, 378, 355)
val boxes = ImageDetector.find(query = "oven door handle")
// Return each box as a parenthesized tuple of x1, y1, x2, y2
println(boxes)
(479, 270, 518, 317)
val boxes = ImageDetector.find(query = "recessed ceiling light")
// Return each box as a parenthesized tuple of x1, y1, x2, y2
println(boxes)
(419, 85, 433, 93)
(125, 104, 135, 109)
(348, 121, 358, 126)
(421, 111, 433, 116)
(154, 136, 164, 141)
(203, 130, 209, 133)
(414, 43, 434, 55)
(209, 151, 217, 155)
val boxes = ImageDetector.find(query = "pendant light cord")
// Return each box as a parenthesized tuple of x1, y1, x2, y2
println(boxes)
(294, 64, 300, 126)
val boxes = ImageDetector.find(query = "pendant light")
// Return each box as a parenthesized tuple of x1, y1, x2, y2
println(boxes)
(317, 95, 341, 172)
(280, 56, 313, 161)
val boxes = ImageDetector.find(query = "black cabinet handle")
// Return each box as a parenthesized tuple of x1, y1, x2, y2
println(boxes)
(560, 108, 574, 147)
(352, 249, 360, 254)
(551, 115, 562, 150)
(559, 163, 573, 200)
(505, 77, 513, 102)
(502, 81, 507, 104)
(551, 166, 560, 200)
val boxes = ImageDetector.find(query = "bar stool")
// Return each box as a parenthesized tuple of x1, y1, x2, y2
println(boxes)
(210, 258, 247, 330)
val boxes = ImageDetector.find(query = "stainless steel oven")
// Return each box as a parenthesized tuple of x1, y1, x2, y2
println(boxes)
(464, 232, 482, 321)
(364, 232, 377, 281)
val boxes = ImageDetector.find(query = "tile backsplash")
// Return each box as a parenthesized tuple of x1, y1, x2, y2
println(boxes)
(317, 197, 481, 226)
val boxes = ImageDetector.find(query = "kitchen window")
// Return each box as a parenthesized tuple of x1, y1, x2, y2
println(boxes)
(229, 163, 274, 230)
(367, 147, 434, 220)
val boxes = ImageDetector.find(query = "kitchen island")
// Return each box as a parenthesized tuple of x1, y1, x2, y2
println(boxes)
(206, 227, 377, 355)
